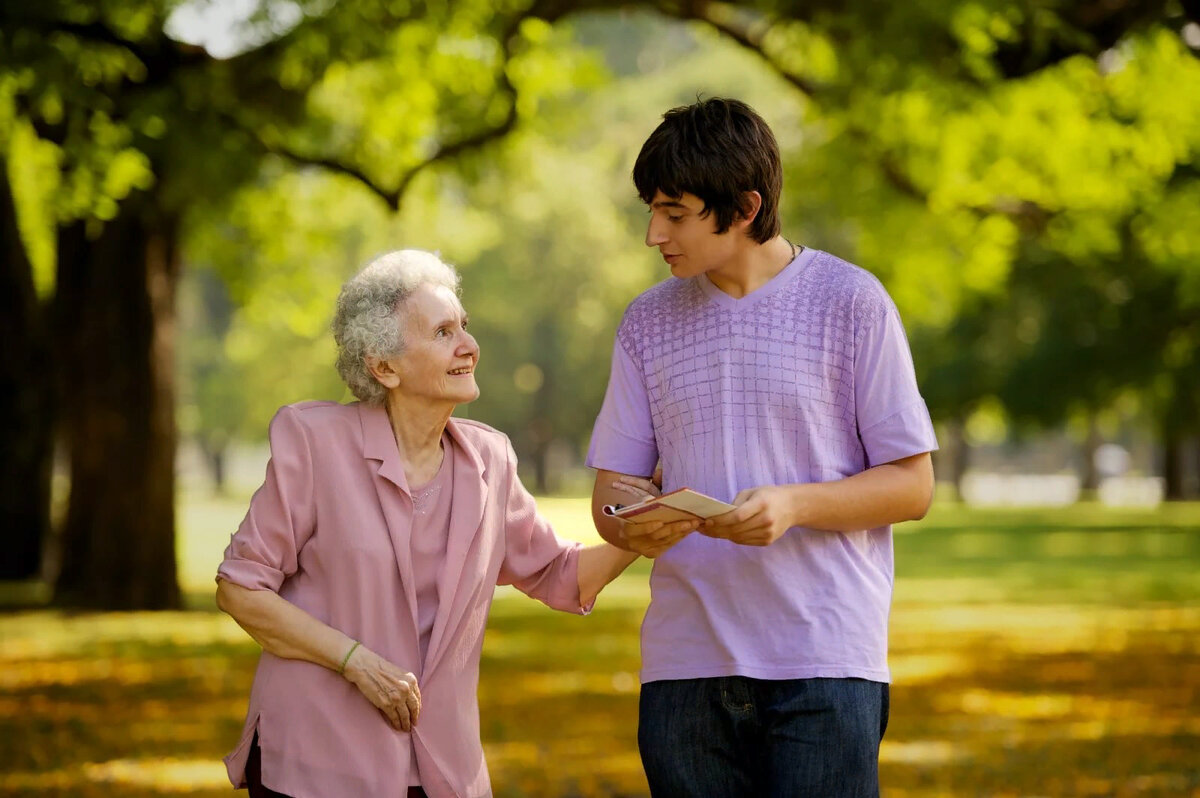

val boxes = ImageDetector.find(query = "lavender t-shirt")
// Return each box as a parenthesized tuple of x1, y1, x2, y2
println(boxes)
(587, 248, 937, 683)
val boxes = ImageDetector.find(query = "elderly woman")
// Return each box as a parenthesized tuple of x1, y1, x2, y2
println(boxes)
(216, 250, 686, 798)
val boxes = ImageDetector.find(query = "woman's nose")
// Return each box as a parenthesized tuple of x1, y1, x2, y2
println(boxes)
(460, 331, 479, 358)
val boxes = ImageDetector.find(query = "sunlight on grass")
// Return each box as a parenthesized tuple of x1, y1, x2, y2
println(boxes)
(1, 758, 230, 793)
(5, 500, 1197, 797)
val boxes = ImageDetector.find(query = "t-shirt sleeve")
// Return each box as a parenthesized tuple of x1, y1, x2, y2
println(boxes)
(854, 300, 939, 468)
(585, 334, 659, 476)
(216, 406, 318, 592)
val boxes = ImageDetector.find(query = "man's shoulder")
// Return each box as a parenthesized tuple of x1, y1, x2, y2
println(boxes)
(625, 276, 693, 313)
(618, 277, 697, 338)
(802, 250, 894, 318)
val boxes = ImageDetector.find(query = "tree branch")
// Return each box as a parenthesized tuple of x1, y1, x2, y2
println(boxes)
(239, 12, 528, 213)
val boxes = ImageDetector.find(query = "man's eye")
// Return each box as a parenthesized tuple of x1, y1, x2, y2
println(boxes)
(668, 215, 683, 222)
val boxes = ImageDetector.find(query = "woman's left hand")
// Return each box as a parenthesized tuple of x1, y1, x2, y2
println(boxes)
(342, 645, 422, 732)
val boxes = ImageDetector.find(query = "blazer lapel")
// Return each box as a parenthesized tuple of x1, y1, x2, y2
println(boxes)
(358, 403, 421, 643)
(422, 418, 490, 675)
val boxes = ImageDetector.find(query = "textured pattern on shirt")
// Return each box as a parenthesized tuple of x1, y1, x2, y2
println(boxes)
(616, 250, 890, 498)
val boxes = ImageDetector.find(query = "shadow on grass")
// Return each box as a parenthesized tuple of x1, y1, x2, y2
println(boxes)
(2, 504, 1198, 796)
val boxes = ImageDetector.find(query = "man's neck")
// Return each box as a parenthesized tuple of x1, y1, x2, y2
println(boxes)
(705, 235, 796, 299)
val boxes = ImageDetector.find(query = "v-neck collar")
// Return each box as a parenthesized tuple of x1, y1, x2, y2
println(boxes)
(697, 246, 818, 310)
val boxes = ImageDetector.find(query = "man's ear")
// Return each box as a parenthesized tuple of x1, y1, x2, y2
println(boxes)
(365, 355, 401, 390)
(736, 190, 763, 230)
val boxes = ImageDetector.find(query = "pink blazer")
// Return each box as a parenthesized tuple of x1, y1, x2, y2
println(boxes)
(217, 401, 588, 798)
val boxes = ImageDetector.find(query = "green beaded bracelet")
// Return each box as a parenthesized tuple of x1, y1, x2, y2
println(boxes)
(338, 641, 361, 675)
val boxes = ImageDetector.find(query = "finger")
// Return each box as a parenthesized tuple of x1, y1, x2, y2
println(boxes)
(406, 689, 421, 725)
(719, 516, 770, 538)
(616, 475, 657, 492)
(707, 499, 764, 529)
(622, 520, 665, 539)
(405, 674, 421, 705)
(611, 481, 654, 499)
(382, 700, 403, 731)
(707, 506, 755, 527)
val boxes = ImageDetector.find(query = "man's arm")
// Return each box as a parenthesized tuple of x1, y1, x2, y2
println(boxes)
(591, 468, 700, 558)
(702, 452, 934, 547)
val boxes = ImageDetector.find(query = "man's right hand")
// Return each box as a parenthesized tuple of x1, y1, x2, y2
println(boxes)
(593, 468, 698, 557)
(614, 516, 699, 558)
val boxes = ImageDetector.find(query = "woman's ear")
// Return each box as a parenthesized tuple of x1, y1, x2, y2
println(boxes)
(365, 356, 401, 389)
(737, 190, 763, 229)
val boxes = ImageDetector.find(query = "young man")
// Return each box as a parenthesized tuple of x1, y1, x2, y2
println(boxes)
(587, 98, 938, 797)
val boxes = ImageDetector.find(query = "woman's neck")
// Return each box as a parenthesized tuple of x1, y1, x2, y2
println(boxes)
(383, 392, 454, 487)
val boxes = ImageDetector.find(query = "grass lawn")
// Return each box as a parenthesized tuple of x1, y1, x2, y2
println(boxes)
(1, 498, 1198, 796)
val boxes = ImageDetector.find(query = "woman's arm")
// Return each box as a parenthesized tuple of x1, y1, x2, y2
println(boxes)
(215, 580, 422, 731)
(575, 544, 640, 607)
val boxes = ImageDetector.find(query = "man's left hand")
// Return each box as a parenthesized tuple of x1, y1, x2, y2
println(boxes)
(701, 485, 800, 547)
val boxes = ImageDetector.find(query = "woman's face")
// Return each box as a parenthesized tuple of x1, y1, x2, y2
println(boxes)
(385, 283, 480, 406)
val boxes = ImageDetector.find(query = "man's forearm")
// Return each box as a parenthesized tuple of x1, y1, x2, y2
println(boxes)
(786, 453, 934, 532)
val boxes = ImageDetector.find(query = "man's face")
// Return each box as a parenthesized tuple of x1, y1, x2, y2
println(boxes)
(644, 191, 741, 279)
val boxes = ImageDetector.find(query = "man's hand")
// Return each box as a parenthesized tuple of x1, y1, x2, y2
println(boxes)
(617, 516, 700, 558)
(702, 485, 800, 547)
(606, 472, 698, 557)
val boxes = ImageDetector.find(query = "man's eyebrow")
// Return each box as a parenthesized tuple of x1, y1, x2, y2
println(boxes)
(651, 199, 688, 209)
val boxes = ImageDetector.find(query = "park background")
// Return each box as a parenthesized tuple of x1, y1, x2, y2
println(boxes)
(2, 1, 1199, 795)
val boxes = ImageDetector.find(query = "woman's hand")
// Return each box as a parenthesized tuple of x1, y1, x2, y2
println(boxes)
(342, 645, 422, 732)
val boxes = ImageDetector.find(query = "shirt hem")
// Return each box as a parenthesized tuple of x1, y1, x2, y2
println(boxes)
(640, 663, 891, 684)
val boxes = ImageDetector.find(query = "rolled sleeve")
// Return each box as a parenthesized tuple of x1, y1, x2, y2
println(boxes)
(497, 438, 590, 614)
(854, 302, 938, 467)
(216, 406, 317, 592)
(586, 336, 658, 476)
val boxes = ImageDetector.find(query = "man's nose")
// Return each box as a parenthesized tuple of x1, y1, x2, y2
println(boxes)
(645, 216, 668, 247)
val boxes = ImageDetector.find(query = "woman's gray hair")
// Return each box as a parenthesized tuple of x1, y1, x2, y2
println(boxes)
(332, 249, 461, 406)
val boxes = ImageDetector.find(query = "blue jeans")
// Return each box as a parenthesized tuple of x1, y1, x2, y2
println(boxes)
(638, 676, 889, 798)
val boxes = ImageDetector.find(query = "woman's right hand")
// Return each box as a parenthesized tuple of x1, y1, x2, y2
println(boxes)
(341, 645, 422, 732)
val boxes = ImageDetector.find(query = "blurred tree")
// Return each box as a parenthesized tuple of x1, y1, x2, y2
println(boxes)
(3, 0, 1197, 606)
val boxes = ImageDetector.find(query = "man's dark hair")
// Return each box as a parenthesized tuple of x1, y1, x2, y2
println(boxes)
(633, 97, 782, 244)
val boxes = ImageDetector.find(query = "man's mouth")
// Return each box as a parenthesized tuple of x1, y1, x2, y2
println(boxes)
(448, 367, 473, 375)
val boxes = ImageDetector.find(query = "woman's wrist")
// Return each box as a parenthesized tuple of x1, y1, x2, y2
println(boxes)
(337, 640, 361, 678)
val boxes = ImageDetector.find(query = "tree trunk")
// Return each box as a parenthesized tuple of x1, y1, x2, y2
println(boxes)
(1163, 437, 1183, 501)
(52, 197, 182, 609)
(934, 417, 970, 502)
(1080, 412, 1101, 494)
(0, 163, 53, 580)
(203, 441, 228, 495)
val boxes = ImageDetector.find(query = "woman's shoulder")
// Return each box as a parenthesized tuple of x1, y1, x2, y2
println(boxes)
(270, 400, 361, 441)
(447, 417, 512, 459)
